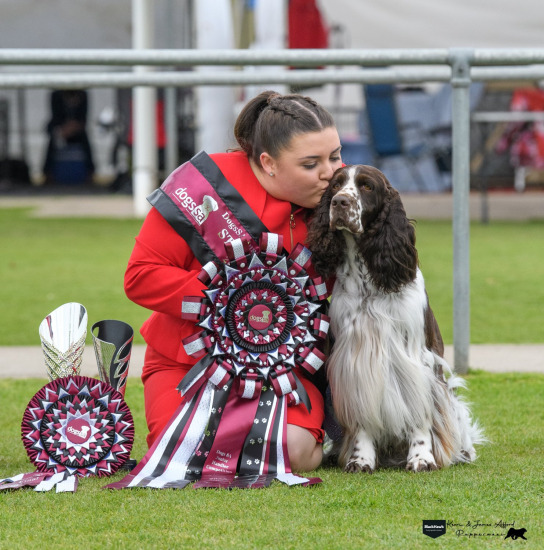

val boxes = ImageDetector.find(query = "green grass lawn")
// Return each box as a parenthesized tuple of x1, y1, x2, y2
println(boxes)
(1, 208, 543, 548)
(1, 371, 543, 549)
(1, 207, 543, 346)
(0, 208, 149, 346)
(416, 218, 544, 344)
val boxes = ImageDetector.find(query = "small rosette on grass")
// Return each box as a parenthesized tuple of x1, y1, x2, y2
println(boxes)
(21, 375, 134, 478)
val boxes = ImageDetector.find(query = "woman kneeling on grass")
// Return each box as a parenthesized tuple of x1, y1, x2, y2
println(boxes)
(124, 90, 342, 472)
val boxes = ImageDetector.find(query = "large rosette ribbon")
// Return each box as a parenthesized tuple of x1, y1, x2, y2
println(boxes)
(106, 233, 330, 490)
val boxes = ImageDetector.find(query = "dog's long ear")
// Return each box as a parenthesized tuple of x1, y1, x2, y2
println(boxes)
(360, 184, 418, 293)
(306, 186, 346, 278)
(424, 294, 445, 357)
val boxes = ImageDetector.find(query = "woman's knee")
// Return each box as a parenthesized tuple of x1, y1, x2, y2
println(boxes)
(287, 424, 323, 472)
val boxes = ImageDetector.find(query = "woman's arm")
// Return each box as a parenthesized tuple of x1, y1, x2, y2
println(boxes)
(124, 207, 206, 317)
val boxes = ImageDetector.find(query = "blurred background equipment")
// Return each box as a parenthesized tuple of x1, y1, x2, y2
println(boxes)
(0, 92, 31, 189)
(42, 89, 95, 186)
(0, 0, 543, 196)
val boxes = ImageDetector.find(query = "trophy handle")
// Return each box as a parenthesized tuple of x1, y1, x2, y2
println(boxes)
(92, 320, 134, 397)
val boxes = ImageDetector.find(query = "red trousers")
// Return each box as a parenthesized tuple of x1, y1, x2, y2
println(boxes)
(142, 346, 325, 448)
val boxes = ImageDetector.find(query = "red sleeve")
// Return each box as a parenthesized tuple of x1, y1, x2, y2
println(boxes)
(124, 207, 205, 318)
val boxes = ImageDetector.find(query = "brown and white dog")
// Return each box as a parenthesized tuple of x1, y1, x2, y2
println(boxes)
(306, 165, 483, 472)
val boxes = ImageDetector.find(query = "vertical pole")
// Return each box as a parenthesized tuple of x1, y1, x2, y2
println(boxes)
(449, 49, 473, 374)
(164, 0, 178, 176)
(132, 0, 157, 217)
(194, 0, 236, 153)
(17, 89, 28, 162)
(164, 88, 178, 175)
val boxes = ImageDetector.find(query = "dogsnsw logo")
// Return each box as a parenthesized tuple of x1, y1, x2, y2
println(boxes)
(174, 188, 219, 226)
(248, 305, 273, 330)
(65, 419, 92, 444)
(422, 520, 446, 539)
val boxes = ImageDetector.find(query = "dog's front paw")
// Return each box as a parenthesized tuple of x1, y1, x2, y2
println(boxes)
(406, 454, 438, 472)
(407, 433, 438, 472)
(342, 429, 376, 473)
(344, 458, 375, 474)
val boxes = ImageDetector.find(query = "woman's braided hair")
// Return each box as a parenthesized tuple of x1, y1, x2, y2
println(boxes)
(233, 90, 336, 166)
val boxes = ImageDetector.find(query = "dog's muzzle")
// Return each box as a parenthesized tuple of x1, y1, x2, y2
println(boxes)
(329, 193, 363, 233)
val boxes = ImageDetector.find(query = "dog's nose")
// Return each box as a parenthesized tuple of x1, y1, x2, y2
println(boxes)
(331, 195, 350, 209)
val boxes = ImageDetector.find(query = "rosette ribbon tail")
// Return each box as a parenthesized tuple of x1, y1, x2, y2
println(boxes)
(104, 379, 231, 489)
(290, 372, 312, 413)
(0, 471, 69, 492)
(212, 389, 321, 489)
(34, 471, 79, 493)
(0, 471, 78, 493)
(176, 354, 215, 401)
(105, 369, 321, 490)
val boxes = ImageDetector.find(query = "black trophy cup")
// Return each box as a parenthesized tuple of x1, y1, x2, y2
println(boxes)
(91, 320, 134, 398)
(92, 319, 137, 471)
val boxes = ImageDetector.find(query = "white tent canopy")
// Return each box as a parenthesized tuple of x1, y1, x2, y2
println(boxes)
(320, 0, 544, 49)
(2, 0, 543, 54)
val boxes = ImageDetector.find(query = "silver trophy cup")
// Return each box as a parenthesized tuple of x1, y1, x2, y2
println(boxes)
(39, 302, 88, 381)
(92, 320, 133, 397)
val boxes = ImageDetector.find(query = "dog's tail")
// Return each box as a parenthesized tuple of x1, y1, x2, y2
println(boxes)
(430, 354, 486, 467)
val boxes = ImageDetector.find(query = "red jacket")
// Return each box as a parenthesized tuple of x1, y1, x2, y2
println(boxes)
(125, 151, 311, 364)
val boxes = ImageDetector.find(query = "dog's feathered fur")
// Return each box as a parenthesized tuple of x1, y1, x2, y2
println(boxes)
(307, 165, 483, 472)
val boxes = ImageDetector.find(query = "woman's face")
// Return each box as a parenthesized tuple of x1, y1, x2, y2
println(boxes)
(261, 127, 342, 209)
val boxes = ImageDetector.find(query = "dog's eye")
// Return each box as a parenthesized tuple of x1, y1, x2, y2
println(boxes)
(361, 183, 372, 191)
(331, 181, 342, 191)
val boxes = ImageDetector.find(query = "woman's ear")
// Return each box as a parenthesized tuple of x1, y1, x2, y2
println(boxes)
(259, 152, 276, 175)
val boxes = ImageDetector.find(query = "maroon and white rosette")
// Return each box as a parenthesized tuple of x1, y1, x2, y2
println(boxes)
(106, 233, 329, 490)
(21, 376, 134, 478)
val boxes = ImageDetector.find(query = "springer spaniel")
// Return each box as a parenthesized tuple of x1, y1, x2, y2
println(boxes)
(306, 165, 483, 473)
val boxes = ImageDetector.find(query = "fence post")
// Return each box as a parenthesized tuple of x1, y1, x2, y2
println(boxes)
(132, 0, 157, 217)
(449, 48, 474, 374)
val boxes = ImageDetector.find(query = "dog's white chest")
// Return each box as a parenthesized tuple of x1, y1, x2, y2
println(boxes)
(328, 264, 434, 436)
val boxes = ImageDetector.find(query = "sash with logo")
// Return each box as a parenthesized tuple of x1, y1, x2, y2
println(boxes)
(106, 152, 330, 490)
(147, 150, 269, 265)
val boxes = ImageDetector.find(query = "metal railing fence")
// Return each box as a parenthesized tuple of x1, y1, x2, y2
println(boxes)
(1, 48, 544, 88)
(2, 47, 544, 373)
